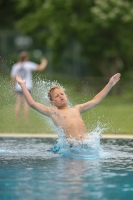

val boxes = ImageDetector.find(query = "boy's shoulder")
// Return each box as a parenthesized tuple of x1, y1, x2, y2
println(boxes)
(73, 104, 80, 109)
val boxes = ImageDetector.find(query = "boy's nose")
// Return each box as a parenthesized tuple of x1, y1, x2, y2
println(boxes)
(59, 95, 63, 99)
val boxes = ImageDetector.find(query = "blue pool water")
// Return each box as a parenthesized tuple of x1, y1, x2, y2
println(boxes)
(0, 137, 133, 200)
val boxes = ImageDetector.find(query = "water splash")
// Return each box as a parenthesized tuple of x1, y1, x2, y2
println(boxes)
(33, 76, 72, 107)
(49, 122, 107, 160)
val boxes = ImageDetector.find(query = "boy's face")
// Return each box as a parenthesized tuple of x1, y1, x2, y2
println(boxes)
(50, 88, 68, 108)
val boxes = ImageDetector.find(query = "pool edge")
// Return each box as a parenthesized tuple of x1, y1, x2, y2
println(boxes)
(0, 133, 133, 139)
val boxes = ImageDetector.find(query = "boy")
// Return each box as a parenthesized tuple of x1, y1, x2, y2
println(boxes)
(16, 73, 121, 142)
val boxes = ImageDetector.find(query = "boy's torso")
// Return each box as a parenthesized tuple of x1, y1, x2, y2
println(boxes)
(50, 107, 87, 140)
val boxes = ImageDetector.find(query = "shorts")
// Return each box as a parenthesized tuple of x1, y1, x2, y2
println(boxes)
(16, 90, 32, 95)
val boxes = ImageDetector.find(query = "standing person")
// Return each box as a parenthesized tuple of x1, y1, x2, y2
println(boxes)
(11, 51, 48, 123)
(15, 73, 121, 143)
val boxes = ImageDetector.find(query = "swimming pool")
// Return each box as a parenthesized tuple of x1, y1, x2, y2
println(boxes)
(0, 137, 133, 200)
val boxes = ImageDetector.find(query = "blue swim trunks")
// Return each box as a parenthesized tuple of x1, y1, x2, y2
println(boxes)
(47, 145, 61, 153)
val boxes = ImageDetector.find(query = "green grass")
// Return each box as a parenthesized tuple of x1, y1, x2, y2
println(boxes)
(0, 72, 133, 134)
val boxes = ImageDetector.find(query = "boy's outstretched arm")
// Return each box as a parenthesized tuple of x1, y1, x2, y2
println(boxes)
(77, 73, 121, 113)
(15, 76, 52, 116)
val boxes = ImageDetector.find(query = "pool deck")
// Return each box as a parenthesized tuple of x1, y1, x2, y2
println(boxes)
(0, 133, 133, 139)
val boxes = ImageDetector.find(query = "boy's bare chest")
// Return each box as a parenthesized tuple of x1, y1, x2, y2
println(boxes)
(51, 108, 80, 124)
(59, 108, 80, 119)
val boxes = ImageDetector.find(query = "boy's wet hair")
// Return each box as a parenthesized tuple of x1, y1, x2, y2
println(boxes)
(48, 85, 62, 101)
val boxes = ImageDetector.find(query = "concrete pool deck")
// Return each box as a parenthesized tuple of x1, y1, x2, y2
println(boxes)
(0, 133, 133, 139)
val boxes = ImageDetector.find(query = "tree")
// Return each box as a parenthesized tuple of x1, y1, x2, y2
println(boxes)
(7, 0, 133, 77)
(90, 0, 133, 77)
(0, 0, 18, 29)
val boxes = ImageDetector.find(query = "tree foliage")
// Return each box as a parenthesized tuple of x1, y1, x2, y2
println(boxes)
(0, 0, 18, 29)
(2, 0, 133, 77)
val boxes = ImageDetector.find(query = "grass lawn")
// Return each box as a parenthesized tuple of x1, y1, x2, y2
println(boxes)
(0, 72, 133, 134)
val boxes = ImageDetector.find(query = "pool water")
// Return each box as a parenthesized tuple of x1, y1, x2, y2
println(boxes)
(0, 137, 133, 200)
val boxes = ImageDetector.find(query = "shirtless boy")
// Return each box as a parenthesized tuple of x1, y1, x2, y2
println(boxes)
(16, 73, 121, 142)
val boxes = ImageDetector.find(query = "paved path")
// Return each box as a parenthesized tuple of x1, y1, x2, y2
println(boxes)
(0, 133, 133, 139)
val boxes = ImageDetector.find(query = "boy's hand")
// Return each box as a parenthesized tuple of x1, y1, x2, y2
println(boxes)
(16, 75, 26, 85)
(109, 73, 121, 87)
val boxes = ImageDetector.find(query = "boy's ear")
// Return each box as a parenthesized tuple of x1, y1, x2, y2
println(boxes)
(50, 101, 55, 106)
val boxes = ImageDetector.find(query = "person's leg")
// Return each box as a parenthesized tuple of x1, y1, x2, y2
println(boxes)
(15, 94, 22, 122)
(23, 96, 30, 124)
